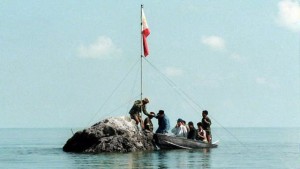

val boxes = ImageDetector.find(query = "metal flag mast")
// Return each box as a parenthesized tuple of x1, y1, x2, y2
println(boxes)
(140, 4, 144, 121)
(140, 4, 144, 105)
(140, 4, 150, 124)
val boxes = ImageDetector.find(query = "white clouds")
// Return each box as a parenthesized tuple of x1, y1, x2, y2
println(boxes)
(255, 77, 279, 89)
(78, 36, 121, 59)
(164, 67, 183, 77)
(201, 35, 226, 51)
(201, 35, 245, 63)
(277, 0, 300, 32)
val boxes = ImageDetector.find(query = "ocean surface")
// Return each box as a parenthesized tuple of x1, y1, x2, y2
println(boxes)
(0, 128, 299, 169)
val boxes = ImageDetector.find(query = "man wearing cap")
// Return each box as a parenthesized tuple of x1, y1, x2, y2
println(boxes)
(155, 110, 170, 134)
(129, 98, 153, 129)
(171, 118, 188, 137)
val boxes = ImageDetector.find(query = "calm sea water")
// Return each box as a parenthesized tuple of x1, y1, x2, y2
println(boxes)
(0, 128, 299, 169)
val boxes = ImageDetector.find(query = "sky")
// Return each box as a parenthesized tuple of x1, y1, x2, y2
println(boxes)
(1, 0, 299, 128)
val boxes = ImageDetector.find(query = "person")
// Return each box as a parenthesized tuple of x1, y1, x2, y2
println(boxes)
(155, 110, 170, 134)
(183, 120, 190, 133)
(187, 121, 196, 140)
(171, 118, 188, 137)
(144, 112, 155, 132)
(201, 110, 212, 143)
(129, 98, 153, 129)
(196, 122, 207, 142)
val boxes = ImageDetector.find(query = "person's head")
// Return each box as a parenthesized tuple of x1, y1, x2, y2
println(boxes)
(197, 122, 203, 129)
(188, 121, 194, 128)
(149, 112, 155, 119)
(202, 110, 208, 118)
(157, 110, 164, 117)
(182, 120, 186, 125)
(142, 98, 149, 104)
(177, 118, 183, 126)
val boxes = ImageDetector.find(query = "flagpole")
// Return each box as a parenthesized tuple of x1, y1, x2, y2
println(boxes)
(140, 4, 143, 120)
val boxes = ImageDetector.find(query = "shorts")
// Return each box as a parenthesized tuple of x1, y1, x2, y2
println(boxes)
(205, 130, 211, 136)
(130, 113, 141, 121)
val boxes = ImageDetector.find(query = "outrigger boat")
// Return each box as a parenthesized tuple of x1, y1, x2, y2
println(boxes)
(154, 134, 218, 149)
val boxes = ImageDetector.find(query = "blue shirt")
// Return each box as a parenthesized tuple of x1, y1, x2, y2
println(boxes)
(155, 115, 170, 134)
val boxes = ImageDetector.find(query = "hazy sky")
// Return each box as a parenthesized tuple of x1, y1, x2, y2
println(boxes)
(1, 0, 299, 128)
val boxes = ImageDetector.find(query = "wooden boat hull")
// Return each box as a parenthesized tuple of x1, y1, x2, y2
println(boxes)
(154, 133, 218, 149)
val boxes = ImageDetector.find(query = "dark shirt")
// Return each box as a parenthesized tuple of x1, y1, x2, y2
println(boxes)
(187, 127, 196, 139)
(129, 100, 151, 116)
(144, 117, 153, 132)
(155, 115, 170, 134)
(201, 117, 211, 131)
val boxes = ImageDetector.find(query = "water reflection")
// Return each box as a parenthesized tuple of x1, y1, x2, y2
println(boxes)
(65, 148, 212, 169)
(156, 150, 168, 168)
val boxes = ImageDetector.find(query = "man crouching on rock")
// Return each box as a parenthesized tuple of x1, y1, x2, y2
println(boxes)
(129, 98, 154, 130)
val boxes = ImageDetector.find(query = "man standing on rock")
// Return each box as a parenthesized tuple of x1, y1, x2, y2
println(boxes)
(129, 98, 153, 129)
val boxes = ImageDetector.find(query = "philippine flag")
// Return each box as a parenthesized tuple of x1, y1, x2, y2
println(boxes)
(142, 8, 150, 57)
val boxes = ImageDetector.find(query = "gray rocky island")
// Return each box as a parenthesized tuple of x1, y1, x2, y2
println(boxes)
(63, 116, 155, 153)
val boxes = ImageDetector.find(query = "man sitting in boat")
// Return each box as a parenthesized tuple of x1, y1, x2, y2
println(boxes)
(144, 112, 155, 132)
(171, 118, 188, 137)
(155, 110, 170, 134)
(187, 121, 196, 140)
(129, 98, 154, 129)
(196, 122, 208, 143)
(183, 120, 190, 133)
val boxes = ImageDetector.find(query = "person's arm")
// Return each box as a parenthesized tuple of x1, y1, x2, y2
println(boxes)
(197, 131, 205, 139)
(142, 106, 151, 116)
(203, 118, 211, 126)
(204, 117, 211, 126)
(166, 118, 170, 131)
(171, 127, 177, 135)
(182, 126, 188, 137)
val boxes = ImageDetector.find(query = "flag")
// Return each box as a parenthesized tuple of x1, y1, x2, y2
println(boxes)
(142, 8, 150, 57)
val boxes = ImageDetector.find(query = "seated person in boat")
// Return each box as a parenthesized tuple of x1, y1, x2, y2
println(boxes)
(129, 98, 153, 129)
(187, 121, 196, 140)
(201, 110, 212, 143)
(171, 118, 188, 137)
(155, 110, 170, 134)
(183, 120, 190, 133)
(196, 122, 208, 143)
(144, 112, 155, 132)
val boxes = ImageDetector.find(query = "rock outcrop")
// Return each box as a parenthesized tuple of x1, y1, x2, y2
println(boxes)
(63, 116, 155, 153)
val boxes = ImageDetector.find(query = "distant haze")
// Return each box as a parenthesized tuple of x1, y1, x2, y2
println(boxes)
(1, 0, 299, 128)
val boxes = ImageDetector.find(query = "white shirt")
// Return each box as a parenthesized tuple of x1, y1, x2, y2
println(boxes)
(171, 125, 188, 137)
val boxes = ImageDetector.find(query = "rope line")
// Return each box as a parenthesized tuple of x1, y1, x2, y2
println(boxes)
(86, 59, 140, 126)
(143, 58, 200, 111)
(98, 95, 140, 120)
(126, 63, 141, 115)
(144, 58, 247, 147)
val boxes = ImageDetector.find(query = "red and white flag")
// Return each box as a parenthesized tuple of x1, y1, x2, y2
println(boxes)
(142, 8, 150, 57)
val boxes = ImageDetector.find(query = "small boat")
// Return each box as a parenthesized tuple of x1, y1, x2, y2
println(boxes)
(154, 133, 218, 149)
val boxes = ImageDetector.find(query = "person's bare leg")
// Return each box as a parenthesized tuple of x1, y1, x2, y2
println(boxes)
(134, 116, 139, 125)
(139, 117, 144, 129)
